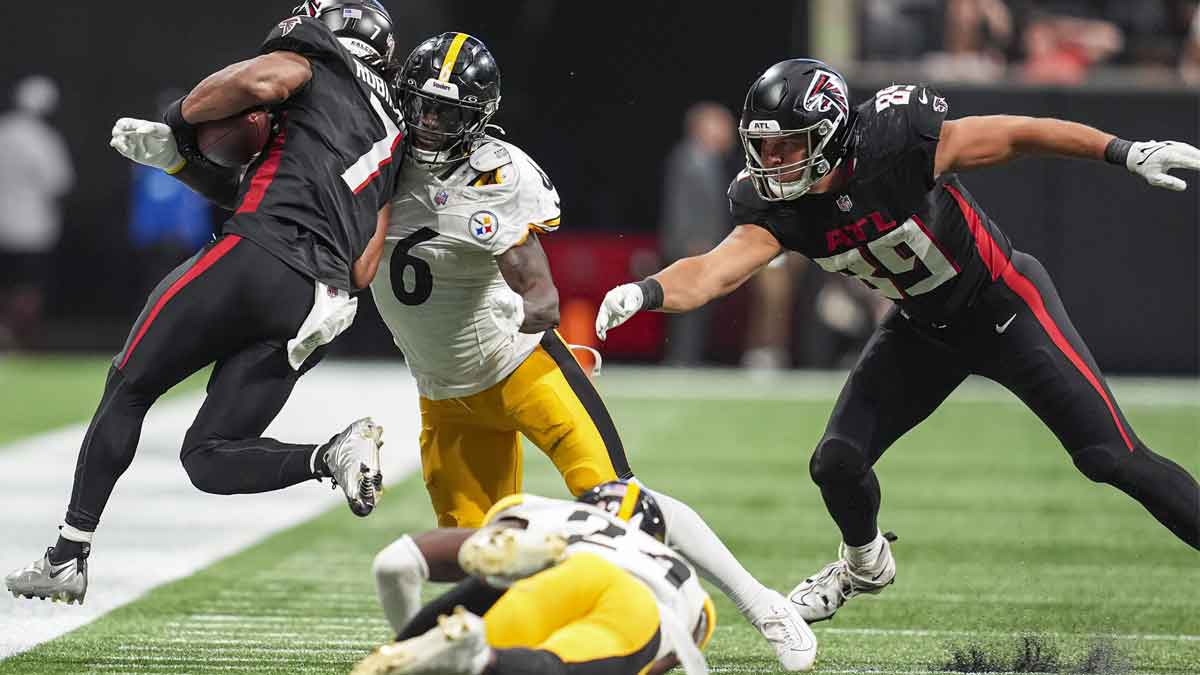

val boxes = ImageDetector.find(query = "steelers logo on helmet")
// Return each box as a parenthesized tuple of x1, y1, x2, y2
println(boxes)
(397, 32, 501, 170)
(739, 58, 855, 202)
(576, 480, 667, 543)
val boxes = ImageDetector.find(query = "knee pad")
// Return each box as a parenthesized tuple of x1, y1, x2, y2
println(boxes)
(810, 437, 871, 486)
(1070, 444, 1123, 484)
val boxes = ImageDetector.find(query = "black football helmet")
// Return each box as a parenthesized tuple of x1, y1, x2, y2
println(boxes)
(739, 58, 855, 201)
(292, 1, 395, 72)
(395, 32, 501, 169)
(576, 480, 667, 543)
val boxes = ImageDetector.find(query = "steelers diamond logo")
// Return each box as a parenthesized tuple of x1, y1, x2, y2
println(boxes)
(469, 210, 500, 242)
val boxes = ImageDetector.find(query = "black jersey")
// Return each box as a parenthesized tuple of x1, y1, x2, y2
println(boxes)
(730, 84, 1012, 323)
(224, 16, 404, 291)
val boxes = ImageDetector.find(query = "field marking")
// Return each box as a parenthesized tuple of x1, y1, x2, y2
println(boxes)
(594, 367, 1200, 408)
(0, 364, 422, 661)
(819, 626, 1200, 643)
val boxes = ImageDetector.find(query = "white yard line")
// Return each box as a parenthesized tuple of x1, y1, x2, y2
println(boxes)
(593, 368, 1200, 408)
(818, 626, 1200, 643)
(0, 362, 422, 660)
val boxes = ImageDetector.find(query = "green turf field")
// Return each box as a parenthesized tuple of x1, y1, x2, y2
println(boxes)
(1, 366, 1197, 674)
(0, 356, 206, 447)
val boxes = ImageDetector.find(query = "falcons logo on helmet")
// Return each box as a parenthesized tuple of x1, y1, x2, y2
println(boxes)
(802, 70, 849, 118)
(293, 0, 322, 16)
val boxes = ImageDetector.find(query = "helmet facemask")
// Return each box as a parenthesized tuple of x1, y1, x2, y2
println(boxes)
(740, 115, 842, 201)
(401, 79, 498, 170)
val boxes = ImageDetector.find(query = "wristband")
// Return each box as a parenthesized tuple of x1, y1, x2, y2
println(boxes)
(635, 278, 664, 311)
(1104, 137, 1133, 166)
(164, 97, 200, 158)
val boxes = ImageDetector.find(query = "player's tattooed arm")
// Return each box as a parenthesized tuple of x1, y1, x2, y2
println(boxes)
(497, 234, 560, 333)
(352, 204, 392, 289)
(179, 51, 312, 124)
(934, 115, 1116, 176)
(653, 224, 782, 312)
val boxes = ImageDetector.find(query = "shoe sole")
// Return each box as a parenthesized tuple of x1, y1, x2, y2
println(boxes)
(350, 612, 473, 675)
(459, 529, 567, 580)
(348, 423, 385, 517)
(8, 588, 85, 605)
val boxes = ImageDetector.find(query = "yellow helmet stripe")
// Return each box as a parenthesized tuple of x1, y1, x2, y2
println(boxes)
(616, 482, 642, 522)
(438, 33, 470, 83)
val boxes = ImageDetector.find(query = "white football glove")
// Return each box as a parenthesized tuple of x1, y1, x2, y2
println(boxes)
(489, 288, 526, 335)
(1126, 140, 1200, 192)
(110, 117, 185, 173)
(595, 283, 645, 341)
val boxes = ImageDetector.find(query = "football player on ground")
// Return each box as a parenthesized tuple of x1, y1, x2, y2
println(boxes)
(5, 1, 405, 604)
(371, 33, 815, 670)
(596, 59, 1200, 622)
(354, 481, 715, 675)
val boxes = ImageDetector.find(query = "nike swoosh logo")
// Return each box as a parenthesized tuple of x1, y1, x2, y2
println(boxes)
(995, 313, 1017, 334)
(47, 564, 72, 579)
(919, 88, 928, 104)
(1136, 143, 1170, 166)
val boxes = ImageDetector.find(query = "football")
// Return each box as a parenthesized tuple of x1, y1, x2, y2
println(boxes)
(196, 110, 272, 167)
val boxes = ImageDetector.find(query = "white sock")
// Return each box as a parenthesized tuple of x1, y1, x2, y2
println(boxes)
(60, 524, 94, 544)
(844, 530, 884, 570)
(373, 535, 430, 634)
(644, 488, 773, 622)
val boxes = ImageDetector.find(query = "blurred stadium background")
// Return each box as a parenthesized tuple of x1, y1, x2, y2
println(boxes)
(0, 1, 1196, 674)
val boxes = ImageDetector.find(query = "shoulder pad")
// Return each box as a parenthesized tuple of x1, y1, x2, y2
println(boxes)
(261, 16, 345, 61)
(469, 142, 513, 173)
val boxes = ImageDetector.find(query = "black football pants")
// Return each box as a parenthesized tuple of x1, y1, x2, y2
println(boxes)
(65, 235, 327, 532)
(810, 250, 1200, 550)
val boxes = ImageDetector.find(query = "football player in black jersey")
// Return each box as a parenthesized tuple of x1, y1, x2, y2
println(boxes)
(596, 59, 1200, 622)
(5, 1, 404, 605)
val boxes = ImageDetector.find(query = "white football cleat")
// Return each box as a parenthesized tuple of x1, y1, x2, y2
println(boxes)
(789, 533, 896, 623)
(351, 606, 490, 675)
(753, 590, 818, 671)
(323, 417, 384, 517)
(458, 526, 567, 587)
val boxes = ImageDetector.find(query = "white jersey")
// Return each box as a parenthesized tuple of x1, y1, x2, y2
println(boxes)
(371, 138, 561, 400)
(483, 494, 715, 667)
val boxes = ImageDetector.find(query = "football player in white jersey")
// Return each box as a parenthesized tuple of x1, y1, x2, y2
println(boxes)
(353, 481, 715, 675)
(372, 33, 815, 671)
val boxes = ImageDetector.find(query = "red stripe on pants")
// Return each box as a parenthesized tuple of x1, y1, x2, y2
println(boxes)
(945, 183, 1133, 452)
(236, 118, 288, 214)
(118, 235, 242, 371)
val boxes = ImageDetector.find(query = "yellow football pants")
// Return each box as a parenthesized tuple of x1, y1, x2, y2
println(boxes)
(419, 331, 632, 527)
(484, 553, 662, 673)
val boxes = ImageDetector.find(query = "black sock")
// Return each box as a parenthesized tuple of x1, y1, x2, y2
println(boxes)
(49, 536, 89, 565)
(398, 577, 506, 640)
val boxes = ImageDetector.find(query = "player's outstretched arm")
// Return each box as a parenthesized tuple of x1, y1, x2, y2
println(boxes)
(595, 224, 781, 340)
(935, 115, 1200, 190)
(496, 234, 561, 334)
